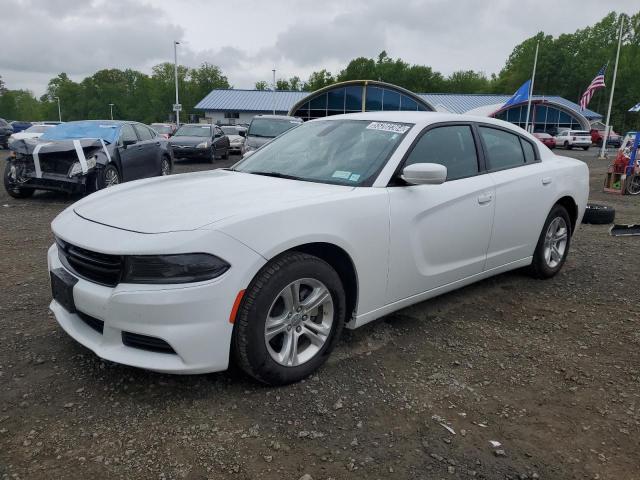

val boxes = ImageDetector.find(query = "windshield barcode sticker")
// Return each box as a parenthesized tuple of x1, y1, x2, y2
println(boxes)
(366, 122, 411, 134)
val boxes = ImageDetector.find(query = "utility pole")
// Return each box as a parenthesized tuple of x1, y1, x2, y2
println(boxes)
(109, 103, 114, 120)
(525, 40, 539, 133)
(174, 41, 181, 127)
(54, 96, 61, 122)
(599, 17, 624, 160)
(272, 69, 276, 115)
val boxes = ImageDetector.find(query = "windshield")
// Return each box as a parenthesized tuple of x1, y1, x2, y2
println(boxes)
(248, 118, 302, 138)
(151, 124, 172, 134)
(235, 119, 412, 186)
(221, 126, 239, 135)
(25, 125, 51, 134)
(41, 121, 119, 143)
(173, 125, 212, 137)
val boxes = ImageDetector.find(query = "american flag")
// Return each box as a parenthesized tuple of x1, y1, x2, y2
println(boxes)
(579, 65, 607, 111)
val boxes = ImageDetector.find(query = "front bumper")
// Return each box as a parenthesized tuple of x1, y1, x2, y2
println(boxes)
(47, 216, 267, 374)
(21, 172, 90, 194)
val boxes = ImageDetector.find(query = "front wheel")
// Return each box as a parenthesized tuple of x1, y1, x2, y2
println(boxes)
(528, 204, 571, 279)
(99, 164, 120, 189)
(582, 146, 589, 151)
(4, 162, 34, 198)
(626, 175, 640, 195)
(232, 252, 346, 385)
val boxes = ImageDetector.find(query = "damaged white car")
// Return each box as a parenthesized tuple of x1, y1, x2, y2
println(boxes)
(48, 112, 589, 385)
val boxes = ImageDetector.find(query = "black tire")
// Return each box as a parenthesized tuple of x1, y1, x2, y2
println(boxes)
(222, 147, 229, 160)
(98, 164, 121, 189)
(208, 147, 216, 163)
(582, 203, 615, 224)
(160, 155, 172, 176)
(528, 204, 572, 279)
(3, 162, 35, 198)
(232, 252, 346, 386)
(564, 141, 572, 150)
(582, 146, 589, 151)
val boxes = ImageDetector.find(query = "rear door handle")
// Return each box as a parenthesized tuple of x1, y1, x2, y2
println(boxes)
(477, 193, 493, 204)
(542, 177, 552, 185)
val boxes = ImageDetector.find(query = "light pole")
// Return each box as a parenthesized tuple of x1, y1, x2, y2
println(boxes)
(272, 69, 276, 115)
(54, 96, 62, 122)
(109, 103, 114, 120)
(174, 41, 181, 127)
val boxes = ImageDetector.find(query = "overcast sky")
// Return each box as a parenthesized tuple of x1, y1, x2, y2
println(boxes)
(2, 0, 638, 96)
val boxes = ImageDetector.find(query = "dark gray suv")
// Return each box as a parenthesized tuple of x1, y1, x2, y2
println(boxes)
(0, 118, 14, 149)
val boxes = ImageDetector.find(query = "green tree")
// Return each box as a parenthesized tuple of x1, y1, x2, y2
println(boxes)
(304, 69, 335, 91)
(255, 80, 268, 90)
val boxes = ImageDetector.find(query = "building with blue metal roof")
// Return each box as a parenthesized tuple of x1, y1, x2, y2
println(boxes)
(195, 80, 602, 133)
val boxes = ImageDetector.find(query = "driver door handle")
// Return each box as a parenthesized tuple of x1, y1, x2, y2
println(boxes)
(542, 177, 552, 185)
(477, 193, 493, 204)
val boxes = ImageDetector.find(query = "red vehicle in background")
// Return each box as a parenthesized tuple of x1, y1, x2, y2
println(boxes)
(590, 128, 622, 148)
(533, 132, 556, 149)
(149, 123, 177, 139)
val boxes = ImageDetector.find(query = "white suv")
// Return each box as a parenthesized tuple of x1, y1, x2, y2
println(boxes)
(555, 130, 591, 150)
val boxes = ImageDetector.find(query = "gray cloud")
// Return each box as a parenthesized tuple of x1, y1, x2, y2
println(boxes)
(1, 0, 638, 95)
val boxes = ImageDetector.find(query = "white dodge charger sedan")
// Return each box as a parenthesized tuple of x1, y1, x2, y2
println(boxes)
(48, 112, 589, 385)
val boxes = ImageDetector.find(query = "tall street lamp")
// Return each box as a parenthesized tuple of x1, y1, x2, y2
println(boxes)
(54, 96, 62, 122)
(272, 69, 276, 115)
(174, 41, 181, 127)
(109, 103, 114, 120)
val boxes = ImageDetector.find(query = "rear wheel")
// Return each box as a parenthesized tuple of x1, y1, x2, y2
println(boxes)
(582, 146, 589, 151)
(529, 204, 571, 279)
(232, 252, 346, 385)
(3, 162, 34, 198)
(160, 156, 172, 176)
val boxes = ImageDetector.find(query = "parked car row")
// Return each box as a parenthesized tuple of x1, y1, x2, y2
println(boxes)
(532, 128, 622, 151)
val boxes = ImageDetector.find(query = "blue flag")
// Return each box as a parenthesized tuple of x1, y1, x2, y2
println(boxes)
(502, 80, 531, 109)
(629, 102, 640, 113)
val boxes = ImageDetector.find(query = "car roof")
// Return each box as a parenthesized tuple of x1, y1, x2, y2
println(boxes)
(314, 111, 531, 132)
(254, 115, 302, 121)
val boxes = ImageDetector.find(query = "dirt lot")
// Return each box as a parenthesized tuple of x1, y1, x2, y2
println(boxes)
(0, 147, 639, 480)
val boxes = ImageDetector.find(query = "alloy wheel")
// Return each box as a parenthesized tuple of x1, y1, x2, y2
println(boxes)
(264, 278, 334, 367)
(161, 158, 171, 176)
(105, 168, 120, 187)
(543, 216, 568, 268)
(626, 175, 640, 195)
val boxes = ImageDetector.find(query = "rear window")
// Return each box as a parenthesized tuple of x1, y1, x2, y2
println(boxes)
(572, 131, 590, 136)
(248, 118, 302, 139)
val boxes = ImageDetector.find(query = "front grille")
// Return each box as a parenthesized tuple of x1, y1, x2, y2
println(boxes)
(122, 332, 176, 354)
(40, 157, 72, 175)
(77, 311, 104, 334)
(57, 238, 123, 287)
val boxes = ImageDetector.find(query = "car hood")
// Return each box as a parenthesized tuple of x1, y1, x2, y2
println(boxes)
(227, 134, 243, 142)
(72, 169, 353, 234)
(169, 136, 208, 146)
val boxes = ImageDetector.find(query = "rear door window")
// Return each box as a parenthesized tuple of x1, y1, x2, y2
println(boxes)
(479, 126, 526, 170)
(521, 139, 536, 163)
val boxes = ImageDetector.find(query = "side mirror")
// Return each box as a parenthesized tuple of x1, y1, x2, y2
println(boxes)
(122, 139, 136, 147)
(401, 163, 447, 185)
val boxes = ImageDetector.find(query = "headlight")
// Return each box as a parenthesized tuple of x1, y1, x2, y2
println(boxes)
(68, 155, 97, 177)
(196, 142, 209, 149)
(122, 253, 230, 284)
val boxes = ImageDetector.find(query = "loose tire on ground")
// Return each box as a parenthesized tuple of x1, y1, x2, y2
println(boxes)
(3, 162, 35, 198)
(528, 204, 572, 279)
(582, 203, 615, 224)
(232, 252, 346, 386)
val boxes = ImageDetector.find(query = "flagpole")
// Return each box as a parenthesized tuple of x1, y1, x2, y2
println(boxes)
(525, 40, 539, 133)
(599, 17, 624, 160)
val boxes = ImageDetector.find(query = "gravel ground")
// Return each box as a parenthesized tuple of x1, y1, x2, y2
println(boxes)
(1, 147, 639, 480)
